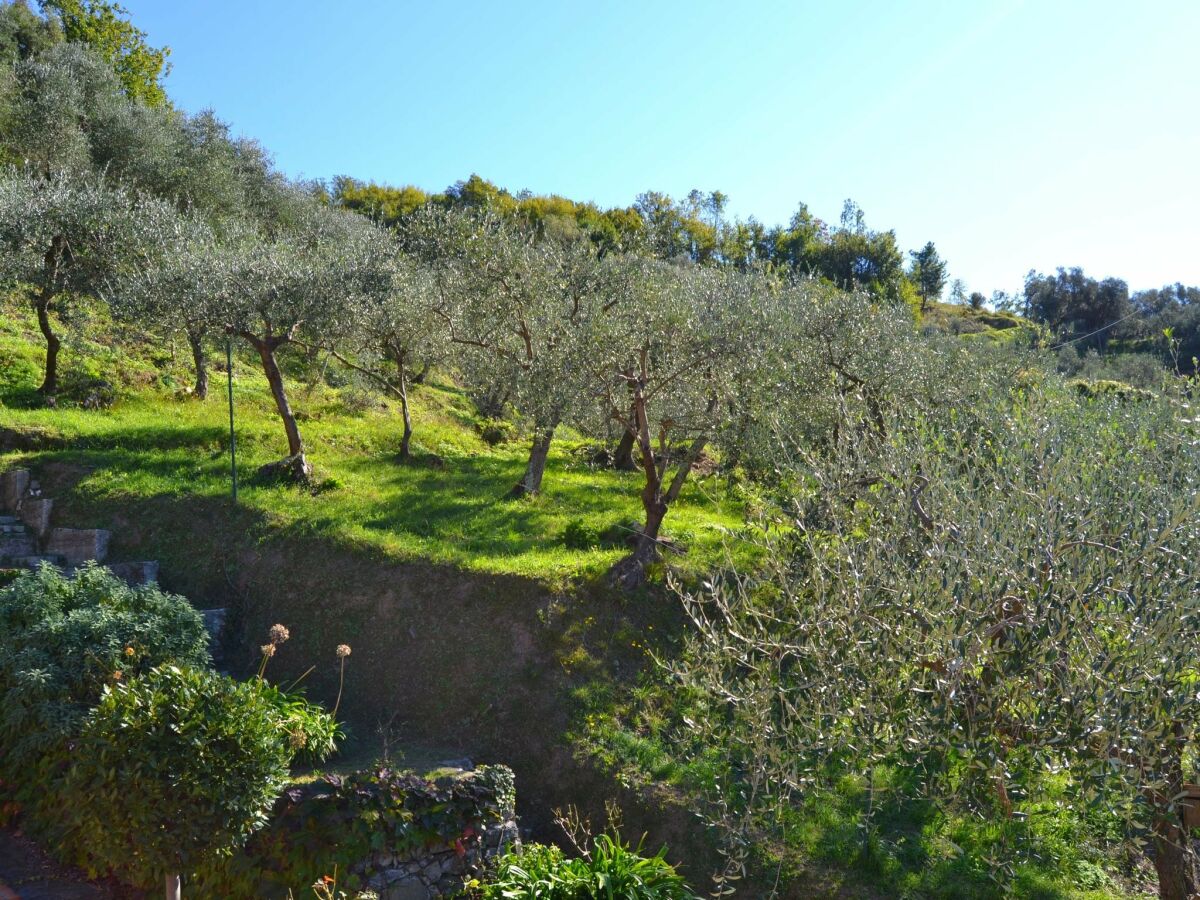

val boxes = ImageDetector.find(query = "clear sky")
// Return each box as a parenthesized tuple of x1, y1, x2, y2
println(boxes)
(122, 0, 1199, 296)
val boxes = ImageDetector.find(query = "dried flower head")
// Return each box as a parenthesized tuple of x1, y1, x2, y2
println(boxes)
(336, 644, 351, 658)
(268, 624, 290, 645)
(288, 727, 307, 749)
(260, 643, 276, 658)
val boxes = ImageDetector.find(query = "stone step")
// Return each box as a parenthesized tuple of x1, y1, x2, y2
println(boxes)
(0, 533, 36, 558)
(106, 560, 159, 586)
(0, 469, 29, 511)
(0, 515, 18, 525)
(4, 554, 66, 569)
(45, 528, 110, 566)
(0, 523, 27, 534)
(200, 608, 227, 665)
(18, 497, 53, 537)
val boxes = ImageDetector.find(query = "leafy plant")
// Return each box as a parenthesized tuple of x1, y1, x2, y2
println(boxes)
(61, 663, 333, 890)
(0, 561, 210, 771)
(482, 837, 695, 899)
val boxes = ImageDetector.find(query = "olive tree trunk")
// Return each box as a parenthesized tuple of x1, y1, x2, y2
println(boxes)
(1151, 741, 1199, 900)
(609, 387, 713, 589)
(612, 426, 637, 471)
(244, 333, 310, 478)
(1152, 818, 1199, 900)
(512, 426, 555, 497)
(187, 327, 208, 400)
(35, 236, 66, 396)
(393, 352, 413, 459)
(35, 288, 61, 396)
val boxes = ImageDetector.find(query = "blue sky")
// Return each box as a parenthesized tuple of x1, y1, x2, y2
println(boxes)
(124, 0, 1199, 295)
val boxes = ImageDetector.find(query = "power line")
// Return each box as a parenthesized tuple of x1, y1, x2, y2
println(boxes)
(1047, 308, 1144, 352)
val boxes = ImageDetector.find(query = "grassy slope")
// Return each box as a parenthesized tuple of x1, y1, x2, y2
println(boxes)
(0, 297, 749, 589)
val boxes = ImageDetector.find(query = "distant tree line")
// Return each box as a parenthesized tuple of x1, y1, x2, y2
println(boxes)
(1019, 267, 1200, 372)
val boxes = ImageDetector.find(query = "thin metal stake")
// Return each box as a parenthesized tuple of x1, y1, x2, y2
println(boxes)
(226, 333, 238, 503)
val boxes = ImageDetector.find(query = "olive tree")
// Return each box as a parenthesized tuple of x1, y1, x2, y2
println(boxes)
(669, 377, 1200, 899)
(589, 262, 776, 587)
(409, 207, 629, 495)
(212, 202, 392, 478)
(329, 254, 446, 458)
(0, 166, 175, 395)
(2, 44, 297, 399)
(109, 212, 229, 398)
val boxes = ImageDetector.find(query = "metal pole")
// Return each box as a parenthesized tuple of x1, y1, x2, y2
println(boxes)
(226, 333, 238, 503)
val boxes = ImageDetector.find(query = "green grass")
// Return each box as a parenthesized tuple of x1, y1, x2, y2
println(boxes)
(0, 297, 750, 588)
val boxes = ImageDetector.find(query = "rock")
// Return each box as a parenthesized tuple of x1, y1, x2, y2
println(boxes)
(200, 607, 226, 640)
(487, 820, 520, 856)
(45, 528, 110, 566)
(382, 875, 429, 900)
(435, 757, 474, 772)
(0, 532, 36, 561)
(18, 498, 53, 538)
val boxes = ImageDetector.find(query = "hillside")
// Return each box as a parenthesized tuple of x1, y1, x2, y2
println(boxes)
(0, 295, 752, 589)
(1, 292, 1166, 900)
(0, 290, 759, 885)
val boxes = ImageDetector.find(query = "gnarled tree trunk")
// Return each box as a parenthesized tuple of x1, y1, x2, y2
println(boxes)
(512, 426, 555, 497)
(35, 237, 66, 397)
(187, 327, 209, 400)
(35, 289, 61, 396)
(612, 426, 637, 471)
(1152, 816, 1198, 900)
(1150, 738, 1199, 900)
(609, 382, 713, 589)
(391, 349, 413, 459)
(245, 332, 310, 479)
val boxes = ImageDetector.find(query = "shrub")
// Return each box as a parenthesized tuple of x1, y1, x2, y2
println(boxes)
(478, 417, 517, 446)
(483, 836, 695, 900)
(61, 664, 334, 889)
(0, 562, 210, 771)
(561, 518, 596, 550)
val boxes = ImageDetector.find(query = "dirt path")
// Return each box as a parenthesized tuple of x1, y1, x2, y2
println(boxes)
(0, 829, 107, 899)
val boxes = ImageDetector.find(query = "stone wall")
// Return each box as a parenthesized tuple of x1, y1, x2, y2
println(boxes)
(194, 764, 519, 899)
(359, 803, 519, 899)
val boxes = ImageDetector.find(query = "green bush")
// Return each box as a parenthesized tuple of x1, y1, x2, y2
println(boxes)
(0, 562, 210, 771)
(61, 664, 333, 888)
(561, 518, 597, 550)
(483, 836, 695, 900)
(478, 417, 517, 446)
